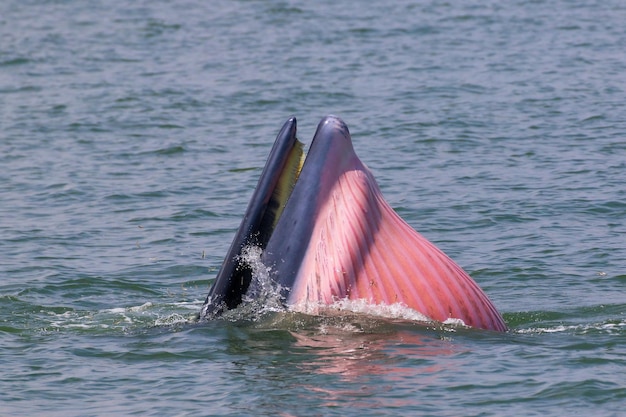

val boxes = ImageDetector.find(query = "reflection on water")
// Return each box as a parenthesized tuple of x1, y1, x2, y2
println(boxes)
(291, 324, 458, 380)
(218, 311, 468, 412)
(294, 321, 463, 411)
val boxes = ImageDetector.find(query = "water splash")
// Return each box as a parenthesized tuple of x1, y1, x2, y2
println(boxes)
(240, 244, 285, 311)
(38, 301, 202, 333)
(326, 298, 433, 323)
(214, 244, 288, 322)
(516, 319, 626, 336)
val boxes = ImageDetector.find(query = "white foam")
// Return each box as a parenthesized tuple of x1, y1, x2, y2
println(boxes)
(129, 302, 153, 312)
(154, 313, 190, 326)
(516, 319, 626, 335)
(442, 317, 468, 328)
(288, 297, 437, 326)
(42, 300, 203, 332)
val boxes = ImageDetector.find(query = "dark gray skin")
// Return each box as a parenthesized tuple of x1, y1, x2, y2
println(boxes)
(200, 117, 299, 318)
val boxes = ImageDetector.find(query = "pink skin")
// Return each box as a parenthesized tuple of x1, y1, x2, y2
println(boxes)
(284, 118, 507, 332)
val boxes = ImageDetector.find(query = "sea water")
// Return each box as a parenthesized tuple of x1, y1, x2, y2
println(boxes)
(1, 0, 624, 416)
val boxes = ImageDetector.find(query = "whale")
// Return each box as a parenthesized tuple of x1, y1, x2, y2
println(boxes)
(199, 116, 507, 332)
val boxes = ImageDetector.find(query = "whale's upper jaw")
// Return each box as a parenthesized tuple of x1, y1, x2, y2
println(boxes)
(200, 116, 304, 318)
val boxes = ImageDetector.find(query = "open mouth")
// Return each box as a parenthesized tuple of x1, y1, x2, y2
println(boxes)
(200, 116, 507, 332)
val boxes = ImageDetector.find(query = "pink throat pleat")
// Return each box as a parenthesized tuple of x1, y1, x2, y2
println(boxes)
(287, 161, 507, 332)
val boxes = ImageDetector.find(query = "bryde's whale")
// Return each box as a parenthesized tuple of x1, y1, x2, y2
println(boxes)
(200, 116, 507, 332)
